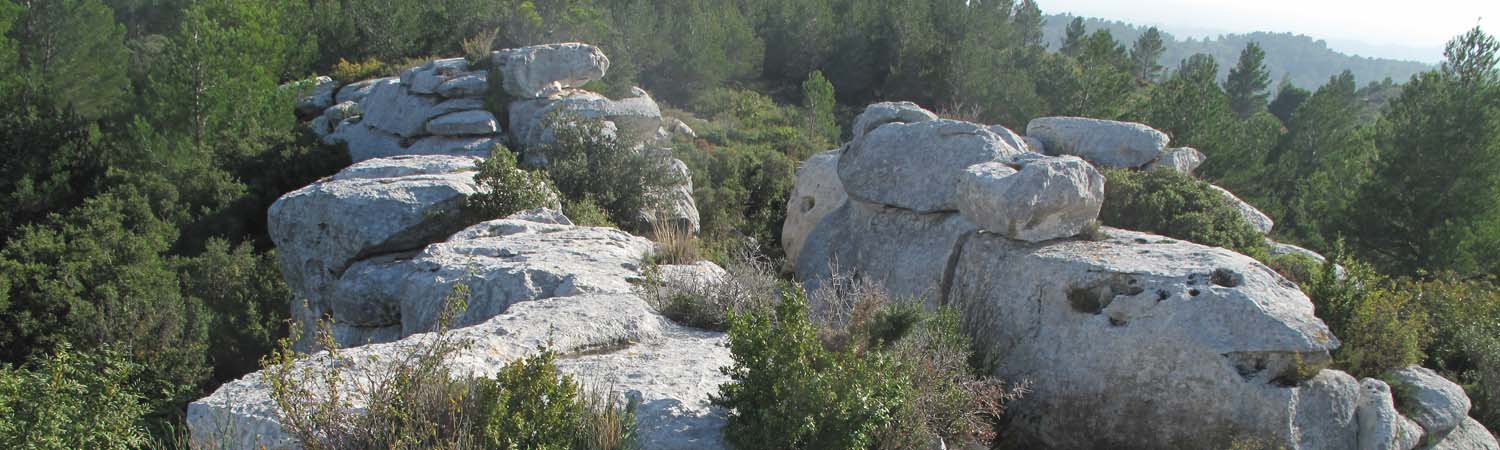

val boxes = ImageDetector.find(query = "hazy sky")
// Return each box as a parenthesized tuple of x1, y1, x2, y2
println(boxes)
(1041, 0, 1499, 63)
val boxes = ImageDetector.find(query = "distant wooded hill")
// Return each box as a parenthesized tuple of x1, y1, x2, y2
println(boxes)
(1042, 14, 1431, 91)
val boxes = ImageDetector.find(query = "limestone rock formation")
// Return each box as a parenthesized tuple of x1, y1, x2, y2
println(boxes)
(1388, 366, 1474, 441)
(508, 89, 662, 150)
(849, 101, 939, 151)
(1026, 116, 1169, 168)
(493, 43, 610, 99)
(188, 293, 730, 450)
(1148, 146, 1207, 174)
(1359, 378, 1426, 450)
(838, 118, 1022, 213)
(425, 110, 499, 136)
(782, 149, 846, 270)
(955, 157, 1104, 242)
(987, 124, 1034, 153)
(1211, 184, 1276, 234)
(636, 157, 701, 235)
(795, 199, 978, 303)
(335, 77, 388, 104)
(292, 76, 338, 116)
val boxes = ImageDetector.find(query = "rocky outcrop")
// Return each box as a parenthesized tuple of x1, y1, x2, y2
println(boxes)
(782, 149, 846, 270)
(838, 118, 1022, 213)
(955, 157, 1104, 242)
(1026, 116, 1169, 168)
(1388, 366, 1475, 443)
(787, 103, 1497, 450)
(301, 61, 503, 163)
(508, 88, 663, 151)
(1211, 184, 1276, 234)
(636, 157, 700, 235)
(492, 43, 610, 99)
(291, 76, 338, 117)
(188, 292, 730, 450)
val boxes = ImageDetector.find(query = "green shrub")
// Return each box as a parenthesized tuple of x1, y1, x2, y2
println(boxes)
(1304, 253, 1428, 377)
(328, 58, 388, 84)
(1404, 275, 1500, 432)
(713, 286, 1017, 449)
(468, 145, 557, 221)
(563, 198, 616, 228)
(642, 246, 780, 331)
(461, 29, 498, 68)
(649, 219, 701, 265)
(1099, 168, 1268, 257)
(265, 286, 636, 450)
(1265, 252, 1323, 286)
(0, 345, 151, 450)
(537, 119, 682, 229)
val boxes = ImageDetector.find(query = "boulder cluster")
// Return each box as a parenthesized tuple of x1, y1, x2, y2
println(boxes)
(783, 102, 1498, 449)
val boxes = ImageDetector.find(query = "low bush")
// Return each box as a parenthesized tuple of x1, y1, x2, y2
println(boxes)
(563, 198, 616, 228)
(649, 219, 701, 265)
(0, 345, 151, 449)
(536, 119, 683, 229)
(643, 246, 780, 331)
(713, 284, 1021, 450)
(461, 29, 498, 68)
(328, 58, 388, 84)
(1099, 168, 1268, 257)
(1303, 253, 1428, 377)
(468, 145, 557, 221)
(264, 286, 636, 450)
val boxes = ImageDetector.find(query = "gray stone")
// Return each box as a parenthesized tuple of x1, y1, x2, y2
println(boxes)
(987, 124, 1033, 153)
(327, 122, 405, 162)
(405, 136, 500, 158)
(309, 115, 333, 140)
(838, 119, 1022, 212)
(1022, 136, 1045, 154)
(328, 219, 654, 343)
(782, 149, 847, 271)
(948, 228, 1344, 449)
(504, 207, 573, 226)
(955, 157, 1104, 242)
(335, 77, 390, 104)
(1148, 147, 1207, 175)
(425, 110, 499, 136)
(293, 76, 338, 116)
(323, 101, 362, 124)
(435, 72, 487, 98)
(850, 101, 939, 152)
(795, 199, 978, 304)
(1271, 241, 1329, 263)
(670, 118, 697, 138)
(359, 78, 484, 138)
(401, 58, 471, 95)
(1424, 418, 1500, 450)
(1388, 366, 1473, 438)
(1359, 378, 1427, 450)
(188, 293, 730, 450)
(1210, 184, 1275, 234)
(1025, 116, 1169, 168)
(636, 157, 700, 235)
(269, 156, 483, 347)
(492, 43, 610, 98)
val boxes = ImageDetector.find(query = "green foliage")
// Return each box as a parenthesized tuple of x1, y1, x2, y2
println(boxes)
(714, 287, 1014, 449)
(176, 239, 290, 384)
(1129, 27, 1166, 81)
(328, 57, 389, 84)
(1346, 27, 1500, 275)
(538, 119, 681, 229)
(471, 350, 637, 450)
(462, 28, 498, 67)
(1098, 168, 1269, 257)
(0, 345, 151, 450)
(1268, 79, 1311, 124)
(1226, 42, 1272, 117)
(643, 245, 780, 331)
(801, 71, 839, 144)
(562, 198, 616, 228)
(1303, 252, 1427, 377)
(468, 145, 557, 221)
(0, 94, 108, 243)
(9, 0, 131, 118)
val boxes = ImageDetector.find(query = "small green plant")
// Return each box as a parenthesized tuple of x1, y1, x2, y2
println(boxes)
(650, 219, 701, 265)
(563, 198, 616, 228)
(540, 119, 683, 229)
(329, 58, 388, 84)
(462, 29, 499, 68)
(1304, 251, 1428, 377)
(0, 345, 152, 449)
(468, 145, 558, 221)
(1099, 168, 1268, 257)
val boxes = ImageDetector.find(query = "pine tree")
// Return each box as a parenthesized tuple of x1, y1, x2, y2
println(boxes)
(1347, 27, 1500, 274)
(1129, 27, 1165, 82)
(802, 70, 839, 146)
(1268, 78, 1311, 125)
(1225, 42, 1272, 117)
(11, 0, 130, 118)
(1264, 71, 1375, 249)
(1060, 17, 1086, 56)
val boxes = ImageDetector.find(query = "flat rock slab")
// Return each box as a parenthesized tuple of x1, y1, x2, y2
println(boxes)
(1026, 116, 1169, 168)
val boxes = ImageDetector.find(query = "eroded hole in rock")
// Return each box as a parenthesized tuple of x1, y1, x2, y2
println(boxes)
(1188, 289, 1201, 297)
(1066, 276, 1145, 315)
(1134, 238, 1149, 244)
(1211, 268, 1243, 288)
(1223, 351, 1328, 386)
(1156, 290, 1170, 302)
(800, 197, 816, 213)
(1109, 317, 1127, 327)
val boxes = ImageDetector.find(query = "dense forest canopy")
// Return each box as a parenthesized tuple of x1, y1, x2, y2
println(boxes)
(0, 0, 1497, 446)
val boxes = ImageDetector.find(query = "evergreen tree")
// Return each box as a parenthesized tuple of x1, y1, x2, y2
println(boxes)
(1347, 27, 1500, 274)
(1226, 42, 1272, 117)
(1013, 0, 1045, 49)
(1268, 78, 1311, 124)
(1060, 17, 1086, 56)
(802, 70, 838, 145)
(1129, 27, 1165, 81)
(10, 0, 130, 118)
(1264, 71, 1375, 249)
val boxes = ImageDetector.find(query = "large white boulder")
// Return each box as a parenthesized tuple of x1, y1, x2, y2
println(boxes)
(636, 157, 700, 235)
(849, 101, 939, 151)
(949, 228, 1349, 449)
(425, 110, 500, 136)
(400, 58, 473, 95)
(1358, 378, 1426, 450)
(335, 77, 390, 104)
(188, 293, 730, 450)
(1388, 366, 1473, 440)
(492, 43, 610, 98)
(987, 124, 1035, 153)
(329, 217, 654, 345)
(1210, 184, 1275, 235)
(508, 89, 662, 150)
(1148, 146, 1207, 175)
(837, 119, 1022, 213)
(795, 199, 978, 304)
(1426, 418, 1500, 450)
(782, 149, 847, 270)
(955, 156, 1104, 242)
(358, 78, 485, 138)
(268, 156, 484, 345)
(1026, 117, 1169, 168)
(327, 121, 405, 162)
(434, 72, 487, 98)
